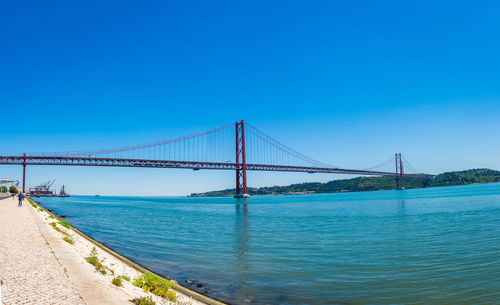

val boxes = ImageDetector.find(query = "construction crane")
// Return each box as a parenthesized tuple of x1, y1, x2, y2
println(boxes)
(29, 179, 56, 196)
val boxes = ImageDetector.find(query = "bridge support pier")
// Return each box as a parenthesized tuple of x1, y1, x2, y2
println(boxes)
(395, 153, 404, 190)
(235, 120, 249, 198)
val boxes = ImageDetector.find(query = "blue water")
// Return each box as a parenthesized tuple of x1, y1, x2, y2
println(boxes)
(36, 184, 500, 304)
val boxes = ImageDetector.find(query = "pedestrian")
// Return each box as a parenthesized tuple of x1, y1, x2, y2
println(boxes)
(18, 192, 23, 207)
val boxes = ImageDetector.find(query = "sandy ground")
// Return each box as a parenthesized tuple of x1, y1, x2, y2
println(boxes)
(0, 195, 208, 305)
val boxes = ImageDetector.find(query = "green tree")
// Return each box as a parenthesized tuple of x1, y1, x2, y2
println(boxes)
(9, 186, 18, 194)
(1, 186, 7, 192)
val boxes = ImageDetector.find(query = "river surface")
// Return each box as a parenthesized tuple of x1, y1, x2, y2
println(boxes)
(36, 183, 500, 304)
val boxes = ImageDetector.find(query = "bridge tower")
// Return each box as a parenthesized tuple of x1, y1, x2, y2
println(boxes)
(22, 153, 26, 193)
(395, 153, 404, 190)
(235, 120, 249, 198)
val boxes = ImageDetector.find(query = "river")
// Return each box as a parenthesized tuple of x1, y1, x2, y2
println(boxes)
(36, 183, 500, 304)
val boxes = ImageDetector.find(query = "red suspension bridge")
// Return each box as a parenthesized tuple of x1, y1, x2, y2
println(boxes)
(0, 121, 432, 197)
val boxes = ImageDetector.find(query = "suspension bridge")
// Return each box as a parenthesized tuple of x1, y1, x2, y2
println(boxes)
(0, 121, 432, 197)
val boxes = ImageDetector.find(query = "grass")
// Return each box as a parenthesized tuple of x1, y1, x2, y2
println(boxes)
(93, 261, 107, 275)
(120, 275, 131, 282)
(58, 220, 70, 228)
(38, 207, 43, 212)
(63, 236, 75, 245)
(86, 247, 107, 275)
(86, 255, 98, 265)
(27, 197, 37, 208)
(112, 277, 123, 287)
(130, 296, 156, 305)
(49, 215, 55, 219)
(133, 273, 176, 302)
(49, 222, 71, 237)
(166, 290, 177, 303)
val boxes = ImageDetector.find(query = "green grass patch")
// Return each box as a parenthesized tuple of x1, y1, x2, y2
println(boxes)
(27, 198, 37, 208)
(49, 215, 55, 219)
(165, 290, 176, 303)
(112, 277, 123, 287)
(58, 220, 70, 228)
(48, 222, 70, 237)
(96, 263, 107, 275)
(86, 255, 98, 265)
(86, 247, 107, 275)
(130, 296, 155, 305)
(133, 273, 176, 302)
(63, 236, 75, 245)
(119, 275, 130, 282)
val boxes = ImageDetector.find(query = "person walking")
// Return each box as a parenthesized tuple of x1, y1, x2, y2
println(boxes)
(18, 193, 23, 207)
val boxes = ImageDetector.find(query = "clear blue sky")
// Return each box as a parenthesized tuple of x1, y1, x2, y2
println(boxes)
(1, 1, 499, 195)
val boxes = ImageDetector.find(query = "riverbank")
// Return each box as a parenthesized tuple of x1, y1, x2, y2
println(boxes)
(190, 168, 500, 197)
(0, 194, 222, 305)
(32, 197, 225, 305)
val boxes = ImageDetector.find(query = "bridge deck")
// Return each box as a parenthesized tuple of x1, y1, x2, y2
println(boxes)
(0, 155, 431, 179)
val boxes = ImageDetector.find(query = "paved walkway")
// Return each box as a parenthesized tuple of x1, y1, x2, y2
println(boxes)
(0, 195, 86, 305)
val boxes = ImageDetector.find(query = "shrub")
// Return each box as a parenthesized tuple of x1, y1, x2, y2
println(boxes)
(59, 220, 70, 228)
(49, 215, 55, 219)
(63, 236, 75, 245)
(133, 273, 176, 301)
(130, 296, 156, 305)
(112, 277, 123, 287)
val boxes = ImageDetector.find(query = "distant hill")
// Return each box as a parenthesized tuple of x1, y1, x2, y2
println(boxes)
(190, 168, 500, 197)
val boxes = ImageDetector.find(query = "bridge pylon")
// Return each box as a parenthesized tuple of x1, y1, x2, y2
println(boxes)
(395, 153, 404, 190)
(22, 153, 26, 193)
(235, 120, 249, 198)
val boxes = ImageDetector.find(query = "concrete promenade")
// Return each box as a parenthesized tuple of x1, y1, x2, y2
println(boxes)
(0, 195, 85, 304)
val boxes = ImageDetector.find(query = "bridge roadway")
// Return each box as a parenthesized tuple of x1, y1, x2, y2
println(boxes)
(0, 155, 432, 179)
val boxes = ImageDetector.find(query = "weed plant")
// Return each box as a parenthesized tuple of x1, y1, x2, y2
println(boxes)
(49, 222, 70, 237)
(130, 296, 155, 305)
(86, 247, 107, 275)
(59, 220, 70, 228)
(112, 277, 123, 287)
(27, 198, 37, 208)
(63, 236, 75, 245)
(120, 275, 131, 282)
(133, 273, 176, 302)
